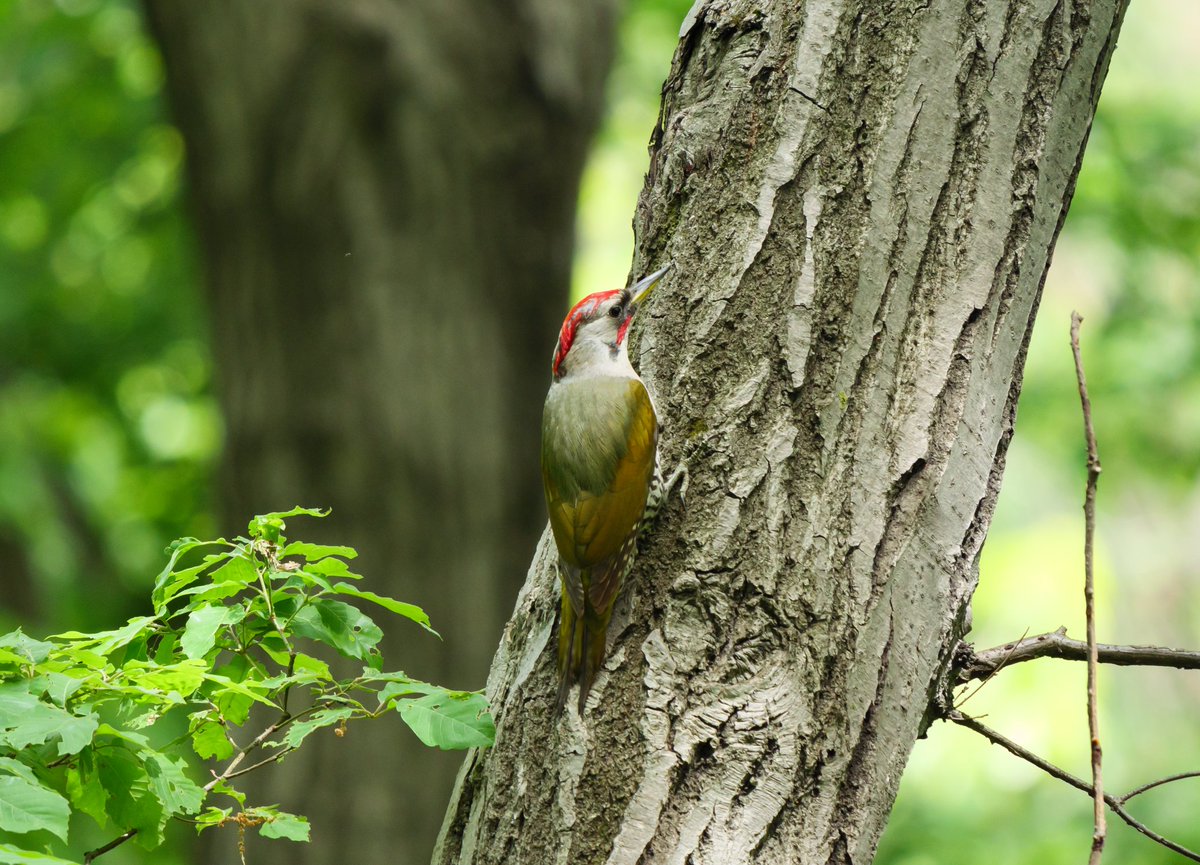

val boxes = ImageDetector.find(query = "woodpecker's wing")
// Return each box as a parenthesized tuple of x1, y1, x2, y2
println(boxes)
(542, 377, 658, 613)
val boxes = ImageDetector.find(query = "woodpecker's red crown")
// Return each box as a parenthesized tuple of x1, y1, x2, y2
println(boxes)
(552, 290, 623, 379)
(550, 265, 671, 380)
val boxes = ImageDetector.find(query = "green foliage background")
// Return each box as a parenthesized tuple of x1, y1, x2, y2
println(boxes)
(0, 0, 216, 638)
(1, 0, 1197, 862)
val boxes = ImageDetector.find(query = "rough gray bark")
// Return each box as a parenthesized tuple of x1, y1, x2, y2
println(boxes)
(142, 2, 616, 863)
(435, 1, 1128, 863)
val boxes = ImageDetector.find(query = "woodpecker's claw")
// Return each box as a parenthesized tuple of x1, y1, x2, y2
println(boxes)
(666, 463, 689, 508)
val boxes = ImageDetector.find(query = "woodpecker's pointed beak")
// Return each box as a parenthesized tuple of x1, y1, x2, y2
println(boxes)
(628, 264, 672, 312)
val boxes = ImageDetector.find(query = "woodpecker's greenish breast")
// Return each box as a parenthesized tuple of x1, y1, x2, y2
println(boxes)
(541, 376, 657, 571)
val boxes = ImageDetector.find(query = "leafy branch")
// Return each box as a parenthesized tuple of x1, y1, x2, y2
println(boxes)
(0, 507, 493, 865)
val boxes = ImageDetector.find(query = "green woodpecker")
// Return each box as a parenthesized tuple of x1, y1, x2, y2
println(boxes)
(541, 266, 682, 714)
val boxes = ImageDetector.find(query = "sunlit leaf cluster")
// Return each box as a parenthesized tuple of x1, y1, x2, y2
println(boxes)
(0, 509, 493, 864)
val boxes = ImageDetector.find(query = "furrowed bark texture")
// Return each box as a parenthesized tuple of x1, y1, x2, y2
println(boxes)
(142, 2, 616, 863)
(437, 1, 1127, 863)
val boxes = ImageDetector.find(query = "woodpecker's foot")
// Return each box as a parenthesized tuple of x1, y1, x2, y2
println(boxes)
(646, 462, 688, 524)
(665, 462, 688, 507)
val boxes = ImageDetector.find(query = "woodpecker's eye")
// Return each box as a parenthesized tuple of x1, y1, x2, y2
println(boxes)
(608, 304, 623, 319)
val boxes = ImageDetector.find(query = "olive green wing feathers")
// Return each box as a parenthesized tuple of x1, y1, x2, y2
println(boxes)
(542, 378, 658, 614)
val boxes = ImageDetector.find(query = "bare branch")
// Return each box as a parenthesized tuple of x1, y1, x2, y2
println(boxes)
(204, 717, 289, 792)
(958, 628, 1200, 683)
(1072, 311, 1106, 864)
(949, 712, 1200, 863)
(1118, 771, 1200, 805)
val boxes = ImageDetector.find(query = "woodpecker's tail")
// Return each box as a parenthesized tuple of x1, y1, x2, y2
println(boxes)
(555, 586, 613, 715)
(555, 589, 580, 713)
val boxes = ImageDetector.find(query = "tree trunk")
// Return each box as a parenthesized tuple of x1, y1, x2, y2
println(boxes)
(435, 1, 1128, 862)
(142, 2, 616, 863)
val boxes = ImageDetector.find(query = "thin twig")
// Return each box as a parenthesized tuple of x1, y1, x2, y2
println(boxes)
(1119, 771, 1200, 804)
(950, 712, 1200, 863)
(204, 714, 290, 792)
(221, 747, 295, 782)
(83, 829, 137, 864)
(1072, 311, 1106, 864)
(955, 626, 1029, 707)
(958, 628, 1200, 682)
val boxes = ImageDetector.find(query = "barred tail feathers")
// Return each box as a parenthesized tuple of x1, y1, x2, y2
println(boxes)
(554, 540, 636, 715)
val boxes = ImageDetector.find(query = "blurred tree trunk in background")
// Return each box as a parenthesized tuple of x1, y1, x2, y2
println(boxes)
(436, 1, 1129, 863)
(142, 1, 617, 863)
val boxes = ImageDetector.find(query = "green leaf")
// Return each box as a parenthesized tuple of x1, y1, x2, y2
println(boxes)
(0, 776, 70, 842)
(280, 707, 355, 749)
(152, 633, 179, 665)
(0, 632, 53, 666)
(201, 673, 278, 710)
(328, 583, 437, 636)
(0, 843, 80, 864)
(67, 773, 109, 828)
(56, 713, 99, 756)
(153, 538, 220, 604)
(303, 558, 359, 580)
(280, 541, 357, 562)
(194, 806, 231, 832)
(180, 605, 246, 659)
(288, 570, 333, 593)
(290, 600, 381, 660)
(172, 579, 246, 607)
(249, 517, 285, 542)
(143, 752, 203, 816)
(124, 659, 207, 699)
(5, 710, 98, 758)
(190, 718, 233, 761)
(205, 660, 254, 727)
(29, 673, 84, 707)
(377, 679, 442, 707)
(209, 780, 245, 806)
(253, 507, 330, 521)
(397, 690, 494, 750)
(0, 685, 38, 727)
(95, 723, 150, 748)
(0, 760, 38, 786)
(292, 653, 331, 681)
(65, 750, 108, 828)
(258, 810, 310, 842)
(52, 645, 108, 673)
(255, 650, 332, 693)
(0, 701, 97, 757)
(211, 555, 259, 588)
(156, 559, 220, 609)
(96, 747, 164, 847)
(53, 616, 158, 657)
